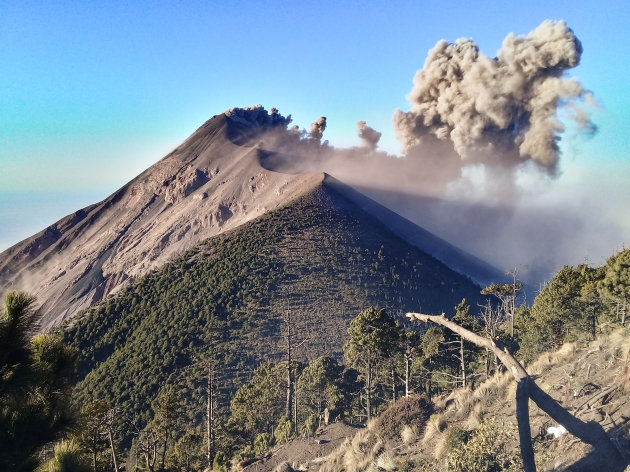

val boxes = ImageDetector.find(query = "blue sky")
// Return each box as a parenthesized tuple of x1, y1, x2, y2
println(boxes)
(1, 0, 629, 258)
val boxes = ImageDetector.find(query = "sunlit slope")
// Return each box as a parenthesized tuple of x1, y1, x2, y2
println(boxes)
(0, 111, 322, 330)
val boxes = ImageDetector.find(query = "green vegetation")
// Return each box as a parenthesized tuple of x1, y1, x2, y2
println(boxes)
(57, 185, 482, 465)
(516, 248, 630, 363)
(35, 440, 88, 472)
(0, 291, 77, 471)
(373, 395, 432, 441)
(297, 356, 344, 421)
(5, 182, 628, 469)
(344, 307, 401, 421)
(444, 419, 519, 472)
(228, 361, 284, 442)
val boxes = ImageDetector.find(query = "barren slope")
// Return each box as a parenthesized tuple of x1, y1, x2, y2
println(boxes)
(1, 106, 502, 332)
(0, 109, 323, 330)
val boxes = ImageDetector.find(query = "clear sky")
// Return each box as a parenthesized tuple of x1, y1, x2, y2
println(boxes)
(1, 0, 629, 260)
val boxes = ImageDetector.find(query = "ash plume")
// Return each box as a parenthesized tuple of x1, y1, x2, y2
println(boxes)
(252, 20, 624, 287)
(357, 121, 382, 151)
(225, 105, 292, 128)
(393, 20, 595, 176)
(310, 116, 327, 142)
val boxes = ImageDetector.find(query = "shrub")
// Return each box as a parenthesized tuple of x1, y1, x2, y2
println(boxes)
(240, 445, 255, 460)
(444, 419, 518, 472)
(274, 417, 293, 445)
(373, 395, 432, 440)
(399, 459, 416, 472)
(35, 440, 89, 472)
(213, 451, 229, 472)
(254, 432, 272, 456)
(304, 414, 318, 437)
(438, 425, 470, 458)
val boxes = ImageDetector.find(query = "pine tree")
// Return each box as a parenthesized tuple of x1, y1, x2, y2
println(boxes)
(0, 291, 77, 471)
(344, 307, 400, 422)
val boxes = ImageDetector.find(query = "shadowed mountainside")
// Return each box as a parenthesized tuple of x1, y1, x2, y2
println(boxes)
(62, 180, 488, 432)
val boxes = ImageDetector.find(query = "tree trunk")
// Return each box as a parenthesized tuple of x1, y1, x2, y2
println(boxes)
(366, 361, 372, 422)
(511, 286, 516, 339)
(144, 449, 156, 472)
(485, 348, 490, 379)
(407, 312, 626, 472)
(206, 363, 216, 468)
(91, 434, 97, 472)
(108, 429, 119, 472)
(286, 359, 293, 420)
(293, 379, 298, 428)
(459, 336, 467, 388)
(515, 379, 535, 472)
(284, 311, 294, 421)
(392, 368, 396, 403)
(133, 449, 140, 472)
(160, 426, 168, 472)
(494, 349, 500, 373)
(405, 355, 411, 397)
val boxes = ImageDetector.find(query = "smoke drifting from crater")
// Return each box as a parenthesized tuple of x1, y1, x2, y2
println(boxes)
(310, 116, 327, 142)
(357, 121, 382, 151)
(393, 20, 594, 177)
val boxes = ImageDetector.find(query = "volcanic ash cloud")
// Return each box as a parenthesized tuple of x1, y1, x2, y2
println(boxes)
(393, 20, 595, 177)
(357, 121, 382, 151)
(310, 116, 327, 142)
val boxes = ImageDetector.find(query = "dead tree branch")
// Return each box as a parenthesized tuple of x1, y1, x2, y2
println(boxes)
(407, 312, 626, 472)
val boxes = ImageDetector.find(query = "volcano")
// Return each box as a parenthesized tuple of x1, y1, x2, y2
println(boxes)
(0, 106, 499, 331)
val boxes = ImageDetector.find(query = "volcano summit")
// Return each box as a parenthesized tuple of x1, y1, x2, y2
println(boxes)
(0, 106, 498, 330)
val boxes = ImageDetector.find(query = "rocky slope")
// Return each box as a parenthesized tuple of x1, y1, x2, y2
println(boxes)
(63, 180, 489, 426)
(0, 108, 323, 330)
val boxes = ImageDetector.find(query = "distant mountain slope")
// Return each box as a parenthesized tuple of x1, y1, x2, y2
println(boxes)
(0, 109, 322, 330)
(322, 176, 499, 287)
(63, 180, 488, 426)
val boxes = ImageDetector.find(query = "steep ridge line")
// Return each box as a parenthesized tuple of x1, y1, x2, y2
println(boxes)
(0, 111, 323, 330)
(63, 178, 488, 434)
(1, 106, 500, 331)
(322, 175, 501, 287)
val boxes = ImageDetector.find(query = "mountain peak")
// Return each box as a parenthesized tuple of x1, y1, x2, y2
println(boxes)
(0, 106, 498, 331)
(0, 107, 320, 330)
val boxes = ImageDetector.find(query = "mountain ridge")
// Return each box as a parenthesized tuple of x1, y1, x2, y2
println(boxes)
(1, 106, 500, 330)
(0, 109, 323, 329)
(63, 176, 489, 429)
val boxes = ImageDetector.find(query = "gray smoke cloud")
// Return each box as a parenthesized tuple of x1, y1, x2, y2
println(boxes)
(393, 20, 595, 177)
(225, 105, 292, 128)
(310, 116, 327, 142)
(247, 21, 626, 289)
(357, 121, 382, 151)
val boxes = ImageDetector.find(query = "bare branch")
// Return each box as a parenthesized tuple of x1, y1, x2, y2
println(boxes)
(406, 311, 626, 472)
